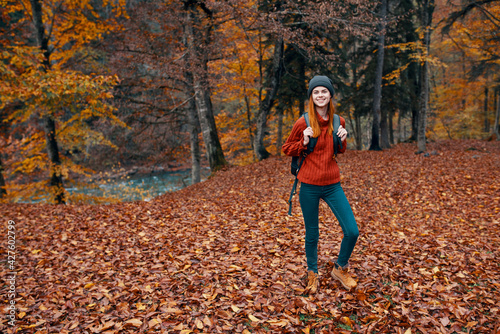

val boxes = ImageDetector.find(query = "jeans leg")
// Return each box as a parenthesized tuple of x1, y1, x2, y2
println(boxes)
(299, 183, 321, 273)
(323, 183, 359, 268)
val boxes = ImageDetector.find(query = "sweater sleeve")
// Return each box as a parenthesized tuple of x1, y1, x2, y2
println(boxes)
(282, 117, 307, 157)
(338, 116, 347, 154)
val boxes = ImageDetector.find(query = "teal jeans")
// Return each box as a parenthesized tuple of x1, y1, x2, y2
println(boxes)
(299, 182, 359, 273)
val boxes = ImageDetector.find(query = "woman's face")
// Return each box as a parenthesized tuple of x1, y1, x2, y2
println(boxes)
(312, 86, 331, 108)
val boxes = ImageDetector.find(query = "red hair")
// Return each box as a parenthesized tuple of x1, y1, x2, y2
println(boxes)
(307, 96, 335, 137)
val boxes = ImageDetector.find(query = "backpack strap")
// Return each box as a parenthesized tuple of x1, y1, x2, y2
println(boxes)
(288, 113, 314, 215)
(288, 160, 303, 215)
(332, 114, 343, 158)
(304, 113, 318, 151)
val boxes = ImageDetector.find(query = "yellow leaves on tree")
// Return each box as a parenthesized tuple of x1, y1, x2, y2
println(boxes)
(430, 0, 500, 140)
(0, 0, 127, 203)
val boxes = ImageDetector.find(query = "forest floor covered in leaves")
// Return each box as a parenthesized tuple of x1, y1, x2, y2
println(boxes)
(1, 140, 499, 334)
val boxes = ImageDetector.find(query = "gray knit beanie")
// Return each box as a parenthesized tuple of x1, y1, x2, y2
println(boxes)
(307, 75, 335, 98)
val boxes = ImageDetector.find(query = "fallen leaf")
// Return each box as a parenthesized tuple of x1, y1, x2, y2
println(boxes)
(248, 314, 261, 322)
(267, 319, 289, 327)
(148, 318, 161, 328)
(123, 318, 142, 327)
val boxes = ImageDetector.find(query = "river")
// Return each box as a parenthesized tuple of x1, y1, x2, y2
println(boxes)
(65, 168, 210, 203)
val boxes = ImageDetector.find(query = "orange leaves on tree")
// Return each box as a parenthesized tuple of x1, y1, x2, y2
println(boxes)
(0, 0, 128, 203)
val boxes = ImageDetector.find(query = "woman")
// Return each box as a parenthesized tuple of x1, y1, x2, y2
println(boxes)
(282, 75, 359, 293)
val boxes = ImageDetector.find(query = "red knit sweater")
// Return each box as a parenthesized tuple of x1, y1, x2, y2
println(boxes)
(282, 112, 347, 185)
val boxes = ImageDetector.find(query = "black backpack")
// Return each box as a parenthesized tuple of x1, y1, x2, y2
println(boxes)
(288, 113, 342, 215)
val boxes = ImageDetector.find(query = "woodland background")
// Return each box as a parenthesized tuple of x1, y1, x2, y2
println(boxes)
(0, 0, 499, 204)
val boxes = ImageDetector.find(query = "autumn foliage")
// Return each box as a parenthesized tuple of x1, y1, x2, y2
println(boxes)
(1, 141, 498, 333)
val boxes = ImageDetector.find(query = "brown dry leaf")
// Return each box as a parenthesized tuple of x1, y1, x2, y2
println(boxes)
(69, 321, 79, 330)
(267, 319, 289, 327)
(84, 282, 95, 289)
(163, 307, 182, 314)
(440, 317, 450, 327)
(173, 323, 184, 330)
(195, 318, 204, 329)
(361, 314, 379, 323)
(203, 315, 212, 327)
(248, 314, 261, 322)
(148, 318, 161, 328)
(340, 316, 353, 327)
(123, 318, 142, 327)
(466, 321, 478, 328)
(101, 321, 115, 331)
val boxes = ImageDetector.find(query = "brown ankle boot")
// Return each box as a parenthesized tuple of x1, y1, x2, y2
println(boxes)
(331, 265, 357, 290)
(304, 270, 319, 294)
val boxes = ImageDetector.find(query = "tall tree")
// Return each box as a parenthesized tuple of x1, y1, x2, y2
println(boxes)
(30, 0, 65, 203)
(183, 0, 227, 170)
(369, 0, 388, 151)
(186, 73, 202, 184)
(254, 37, 284, 161)
(484, 86, 490, 133)
(417, 0, 435, 153)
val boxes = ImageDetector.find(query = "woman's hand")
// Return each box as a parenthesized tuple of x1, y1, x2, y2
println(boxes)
(337, 125, 348, 141)
(303, 127, 314, 146)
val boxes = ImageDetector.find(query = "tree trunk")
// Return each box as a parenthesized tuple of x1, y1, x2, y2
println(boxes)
(484, 86, 490, 133)
(355, 112, 362, 150)
(192, 76, 227, 171)
(276, 104, 284, 156)
(350, 57, 362, 150)
(0, 155, 6, 197)
(31, 0, 65, 203)
(254, 37, 284, 161)
(44, 115, 65, 203)
(389, 109, 394, 145)
(298, 58, 306, 116)
(369, 0, 387, 151)
(410, 101, 419, 142)
(184, 6, 227, 172)
(380, 106, 390, 148)
(346, 108, 356, 149)
(398, 110, 405, 143)
(186, 87, 201, 184)
(494, 88, 500, 140)
(244, 95, 256, 161)
(417, 0, 435, 153)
